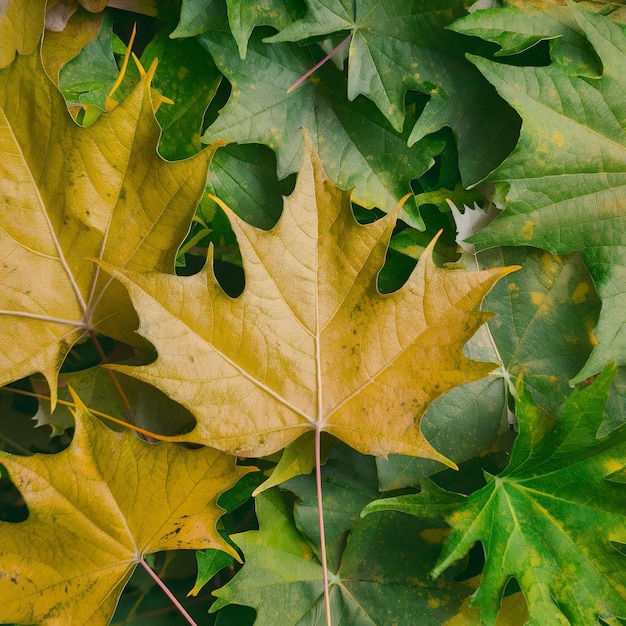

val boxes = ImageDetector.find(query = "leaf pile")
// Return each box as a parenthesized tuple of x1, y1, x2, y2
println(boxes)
(0, 0, 625, 624)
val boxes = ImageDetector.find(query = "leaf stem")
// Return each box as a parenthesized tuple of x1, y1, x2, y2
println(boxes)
(139, 558, 199, 626)
(315, 424, 332, 626)
(3, 386, 179, 441)
(87, 328, 133, 411)
(287, 33, 352, 93)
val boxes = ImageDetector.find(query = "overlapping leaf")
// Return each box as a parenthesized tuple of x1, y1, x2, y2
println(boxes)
(211, 488, 479, 624)
(0, 48, 215, 401)
(365, 366, 626, 625)
(476, 247, 601, 414)
(375, 375, 507, 491)
(449, 1, 603, 76)
(0, 0, 44, 67)
(0, 399, 248, 625)
(267, 0, 520, 183)
(103, 141, 513, 459)
(199, 12, 445, 218)
(468, 3, 626, 383)
(226, 0, 301, 58)
(139, 28, 222, 160)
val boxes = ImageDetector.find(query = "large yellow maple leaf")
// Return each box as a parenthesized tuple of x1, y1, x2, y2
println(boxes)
(104, 143, 515, 461)
(0, 48, 215, 403)
(0, 397, 249, 625)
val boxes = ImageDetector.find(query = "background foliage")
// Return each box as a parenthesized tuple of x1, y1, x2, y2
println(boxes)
(0, 0, 625, 624)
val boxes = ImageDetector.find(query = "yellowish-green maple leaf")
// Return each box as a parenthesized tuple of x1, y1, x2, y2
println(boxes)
(0, 47, 216, 404)
(0, 395, 250, 626)
(103, 141, 515, 460)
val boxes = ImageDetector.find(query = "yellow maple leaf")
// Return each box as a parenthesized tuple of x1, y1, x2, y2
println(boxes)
(0, 47, 216, 404)
(103, 141, 516, 461)
(0, 395, 250, 625)
(0, 0, 44, 68)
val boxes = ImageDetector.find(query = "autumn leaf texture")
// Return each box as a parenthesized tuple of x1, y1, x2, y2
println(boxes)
(0, 47, 215, 402)
(2, 1, 626, 624)
(103, 143, 513, 459)
(0, 397, 248, 625)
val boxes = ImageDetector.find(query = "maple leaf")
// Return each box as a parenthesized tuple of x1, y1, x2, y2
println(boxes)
(470, 247, 601, 415)
(211, 487, 478, 624)
(0, 47, 215, 403)
(0, 0, 44, 67)
(266, 0, 520, 184)
(0, 396, 249, 626)
(225, 0, 301, 59)
(467, 3, 626, 383)
(171, 0, 301, 59)
(375, 375, 508, 491)
(198, 10, 444, 219)
(102, 140, 514, 460)
(139, 27, 222, 160)
(449, 1, 604, 77)
(364, 365, 626, 625)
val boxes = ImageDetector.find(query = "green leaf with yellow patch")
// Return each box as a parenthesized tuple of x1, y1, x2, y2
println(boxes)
(368, 365, 626, 625)
(476, 247, 601, 415)
(468, 4, 626, 384)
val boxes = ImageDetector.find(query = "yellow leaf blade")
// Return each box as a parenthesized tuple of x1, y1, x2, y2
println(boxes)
(0, 403, 248, 625)
(0, 47, 215, 400)
(103, 141, 515, 460)
(0, 0, 44, 68)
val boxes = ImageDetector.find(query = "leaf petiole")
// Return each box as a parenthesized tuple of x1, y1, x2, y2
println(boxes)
(315, 424, 332, 626)
(287, 33, 352, 93)
(3, 386, 180, 442)
(139, 558, 199, 626)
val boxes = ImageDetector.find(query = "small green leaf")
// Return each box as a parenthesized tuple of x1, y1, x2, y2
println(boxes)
(189, 549, 235, 597)
(59, 13, 129, 111)
(139, 26, 222, 160)
(226, 0, 302, 58)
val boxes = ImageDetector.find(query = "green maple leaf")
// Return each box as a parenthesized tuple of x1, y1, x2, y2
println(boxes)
(448, 2, 603, 76)
(211, 487, 478, 624)
(138, 26, 222, 160)
(225, 0, 302, 58)
(59, 12, 127, 111)
(364, 365, 626, 625)
(468, 3, 626, 383)
(474, 247, 601, 415)
(266, 0, 520, 184)
(199, 12, 444, 219)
